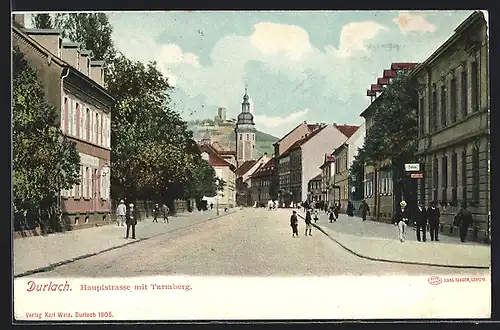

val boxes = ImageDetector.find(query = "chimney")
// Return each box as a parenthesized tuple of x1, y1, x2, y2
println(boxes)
(24, 29, 63, 58)
(61, 41, 80, 69)
(12, 14, 25, 27)
(303, 120, 307, 124)
(79, 50, 92, 76)
(90, 60, 105, 86)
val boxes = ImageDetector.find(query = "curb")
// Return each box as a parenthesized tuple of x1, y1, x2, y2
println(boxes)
(14, 210, 238, 278)
(312, 224, 489, 270)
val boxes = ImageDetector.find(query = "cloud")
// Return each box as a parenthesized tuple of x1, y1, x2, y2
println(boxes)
(249, 22, 313, 61)
(254, 108, 310, 128)
(331, 21, 389, 58)
(393, 12, 436, 34)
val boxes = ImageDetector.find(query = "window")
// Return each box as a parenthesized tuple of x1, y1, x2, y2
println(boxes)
(441, 155, 448, 202)
(239, 134, 242, 140)
(72, 101, 77, 136)
(461, 69, 468, 118)
(471, 61, 479, 112)
(95, 113, 99, 144)
(418, 97, 425, 136)
(100, 114, 104, 146)
(431, 89, 437, 132)
(461, 150, 467, 202)
(246, 134, 249, 141)
(86, 108, 91, 141)
(62, 97, 68, 133)
(472, 144, 480, 202)
(433, 157, 438, 201)
(450, 78, 457, 123)
(440, 84, 447, 128)
(76, 103, 80, 138)
(451, 152, 458, 204)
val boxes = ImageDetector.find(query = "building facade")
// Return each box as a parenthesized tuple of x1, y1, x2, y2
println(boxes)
(413, 11, 490, 241)
(235, 154, 270, 206)
(307, 174, 322, 202)
(200, 144, 236, 208)
(235, 87, 256, 166)
(13, 18, 114, 229)
(250, 158, 275, 205)
(319, 154, 335, 205)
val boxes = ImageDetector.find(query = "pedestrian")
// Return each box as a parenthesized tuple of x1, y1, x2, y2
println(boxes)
(329, 209, 335, 223)
(359, 200, 370, 221)
(116, 200, 126, 227)
(300, 209, 313, 236)
(414, 200, 428, 242)
(290, 210, 299, 237)
(394, 200, 410, 242)
(454, 202, 474, 243)
(210, 203, 214, 210)
(126, 203, 137, 239)
(334, 202, 340, 220)
(162, 204, 170, 223)
(346, 201, 354, 217)
(427, 201, 441, 241)
(313, 208, 319, 223)
(153, 203, 160, 223)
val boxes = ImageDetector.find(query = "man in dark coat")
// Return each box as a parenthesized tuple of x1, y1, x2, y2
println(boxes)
(414, 200, 428, 242)
(454, 202, 474, 242)
(427, 201, 441, 241)
(153, 204, 160, 223)
(359, 200, 370, 221)
(126, 203, 137, 239)
(290, 210, 299, 237)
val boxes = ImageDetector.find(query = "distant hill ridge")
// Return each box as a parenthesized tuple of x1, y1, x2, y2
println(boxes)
(188, 119, 278, 157)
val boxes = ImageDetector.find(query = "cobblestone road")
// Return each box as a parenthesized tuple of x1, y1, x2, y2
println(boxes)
(32, 208, 488, 277)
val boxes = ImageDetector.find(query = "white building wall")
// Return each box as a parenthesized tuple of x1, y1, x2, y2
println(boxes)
(346, 122, 366, 168)
(301, 125, 348, 201)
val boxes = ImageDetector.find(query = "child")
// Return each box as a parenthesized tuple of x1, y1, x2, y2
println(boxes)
(313, 209, 319, 223)
(290, 211, 299, 237)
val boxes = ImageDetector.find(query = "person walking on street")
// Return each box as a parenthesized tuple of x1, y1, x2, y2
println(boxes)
(427, 201, 441, 241)
(334, 202, 340, 220)
(346, 201, 354, 217)
(299, 209, 313, 236)
(329, 208, 335, 223)
(290, 210, 299, 237)
(153, 204, 160, 223)
(454, 202, 474, 242)
(360, 200, 370, 221)
(394, 200, 411, 242)
(162, 204, 170, 223)
(126, 203, 137, 239)
(414, 200, 428, 242)
(313, 208, 320, 223)
(116, 200, 126, 227)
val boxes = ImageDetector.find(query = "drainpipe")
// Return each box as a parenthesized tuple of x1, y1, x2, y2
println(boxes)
(58, 66, 70, 224)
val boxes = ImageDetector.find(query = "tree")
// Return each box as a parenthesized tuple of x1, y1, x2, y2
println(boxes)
(349, 70, 418, 219)
(184, 159, 218, 202)
(32, 14, 52, 29)
(13, 46, 80, 230)
(54, 13, 116, 62)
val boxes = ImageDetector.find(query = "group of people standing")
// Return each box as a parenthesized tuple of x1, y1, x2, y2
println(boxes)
(394, 200, 474, 243)
(153, 204, 170, 223)
(116, 201, 172, 240)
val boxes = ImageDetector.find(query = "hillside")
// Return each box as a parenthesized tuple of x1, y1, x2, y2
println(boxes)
(188, 121, 278, 156)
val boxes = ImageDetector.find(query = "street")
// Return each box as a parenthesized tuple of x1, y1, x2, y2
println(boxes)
(30, 208, 488, 277)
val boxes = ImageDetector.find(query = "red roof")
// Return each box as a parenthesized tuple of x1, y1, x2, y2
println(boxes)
(251, 158, 275, 179)
(309, 173, 322, 182)
(334, 124, 360, 138)
(319, 154, 335, 169)
(235, 160, 257, 176)
(391, 63, 419, 70)
(281, 126, 326, 156)
(199, 144, 235, 170)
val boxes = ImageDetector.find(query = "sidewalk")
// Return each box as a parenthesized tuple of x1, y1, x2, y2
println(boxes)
(13, 209, 237, 277)
(309, 212, 490, 269)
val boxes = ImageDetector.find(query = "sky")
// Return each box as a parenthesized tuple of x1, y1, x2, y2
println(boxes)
(26, 10, 487, 137)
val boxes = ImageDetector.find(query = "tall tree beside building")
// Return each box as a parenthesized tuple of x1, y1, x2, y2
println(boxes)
(31, 14, 53, 29)
(12, 46, 81, 229)
(350, 71, 418, 218)
(184, 159, 218, 204)
(54, 13, 116, 62)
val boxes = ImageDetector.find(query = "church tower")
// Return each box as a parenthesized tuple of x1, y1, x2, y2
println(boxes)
(235, 86, 256, 166)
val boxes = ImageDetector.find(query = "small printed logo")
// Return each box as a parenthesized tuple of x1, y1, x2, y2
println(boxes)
(428, 276, 443, 285)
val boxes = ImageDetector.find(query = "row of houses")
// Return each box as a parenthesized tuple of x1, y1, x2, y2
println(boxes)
(355, 11, 489, 242)
(13, 14, 114, 229)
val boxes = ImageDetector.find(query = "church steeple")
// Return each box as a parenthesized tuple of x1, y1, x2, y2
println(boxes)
(235, 85, 257, 166)
(241, 85, 250, 113)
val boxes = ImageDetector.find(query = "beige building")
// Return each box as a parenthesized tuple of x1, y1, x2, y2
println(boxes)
(319, 154, 335, 205)
(412, 11, 490, 242)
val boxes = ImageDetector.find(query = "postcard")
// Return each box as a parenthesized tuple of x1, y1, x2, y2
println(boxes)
(12, 10, 490, 321)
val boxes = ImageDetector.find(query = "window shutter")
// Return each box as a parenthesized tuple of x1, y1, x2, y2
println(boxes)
(84, 167, 88, 199)
(99, 168, 104, 199)
(80, 166, 84, 198)
(61, 98, 65, 132)
(71, 101, 76, 136)
(89, 111, 94, 143)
